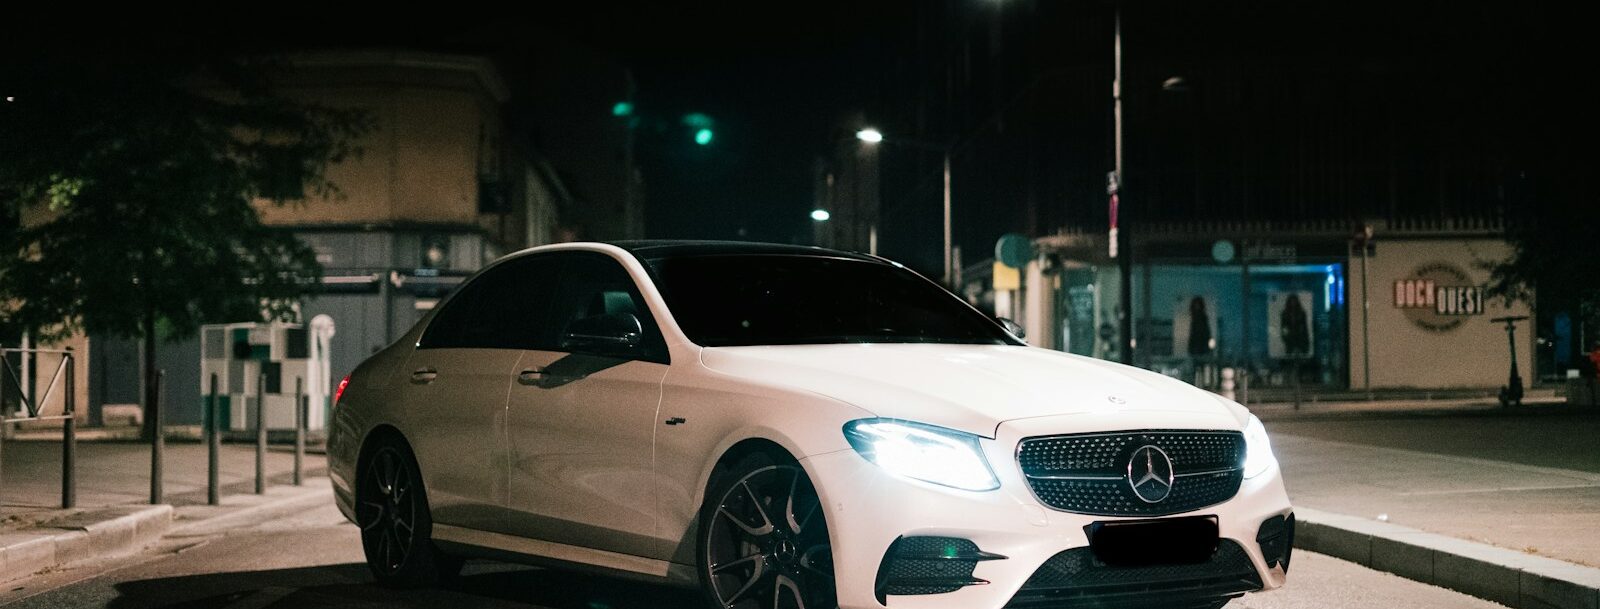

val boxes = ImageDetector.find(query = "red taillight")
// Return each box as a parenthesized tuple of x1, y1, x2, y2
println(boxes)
(334, 375, 350, 407)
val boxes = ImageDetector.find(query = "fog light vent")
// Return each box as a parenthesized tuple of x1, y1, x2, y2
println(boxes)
(1256, 513, 1296, 572)
(873, 536, 1006, 602)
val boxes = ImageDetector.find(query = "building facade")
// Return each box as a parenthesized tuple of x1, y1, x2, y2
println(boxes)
(77, 49, 640, 428)
(980, 218, 1535, 398)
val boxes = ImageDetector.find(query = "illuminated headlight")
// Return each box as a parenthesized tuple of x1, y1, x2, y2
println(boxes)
(1242, 415, 1277, 479)
(843, 419, 999, 491)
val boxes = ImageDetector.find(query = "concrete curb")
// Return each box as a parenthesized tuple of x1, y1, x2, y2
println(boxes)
(166, 478, 334, 538)
(0, 504, 171, 585)
(1297, 506, 1600, 609)
(0, 478, 333, 586)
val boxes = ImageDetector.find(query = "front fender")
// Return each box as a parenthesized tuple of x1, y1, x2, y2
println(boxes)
(653, 365, 873, 564)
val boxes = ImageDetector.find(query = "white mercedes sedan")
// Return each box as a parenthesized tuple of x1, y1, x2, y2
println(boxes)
(328, 240, 1293, 609)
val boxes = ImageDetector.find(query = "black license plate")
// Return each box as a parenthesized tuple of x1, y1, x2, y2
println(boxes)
(1086, 516, 1220, 567)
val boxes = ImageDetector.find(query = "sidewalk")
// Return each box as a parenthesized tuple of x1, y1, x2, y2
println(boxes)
(1248, 394, 1574, 422)
(1266, 406, 1600, 608)
(2, 440, 325, 523)
(1, 438, 330, 585)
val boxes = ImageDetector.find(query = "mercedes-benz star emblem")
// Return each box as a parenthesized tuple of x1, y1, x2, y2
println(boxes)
(1127, 445, 1175, 503)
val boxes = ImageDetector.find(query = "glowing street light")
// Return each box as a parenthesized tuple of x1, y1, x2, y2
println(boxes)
(852, 126, 953, 284)
(810, 209, 832, 222)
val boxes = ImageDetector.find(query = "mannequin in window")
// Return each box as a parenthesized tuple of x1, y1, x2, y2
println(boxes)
(1187, 297, 1213, 358)
(1281, 294, 1310, 357)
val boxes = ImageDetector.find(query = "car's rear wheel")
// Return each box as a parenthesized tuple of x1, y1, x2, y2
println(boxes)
(699, 453, 836, 609)
(356, 438, 462, 587)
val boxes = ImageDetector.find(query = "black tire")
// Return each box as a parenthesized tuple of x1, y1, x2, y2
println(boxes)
(355, 436, 463, 587)
(697, 452, 836, 609)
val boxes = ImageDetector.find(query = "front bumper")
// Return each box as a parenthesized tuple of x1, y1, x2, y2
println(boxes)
(803, 414, 1293, 609)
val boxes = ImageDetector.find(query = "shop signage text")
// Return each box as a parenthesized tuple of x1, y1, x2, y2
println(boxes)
(1393, 262, 1485, 332)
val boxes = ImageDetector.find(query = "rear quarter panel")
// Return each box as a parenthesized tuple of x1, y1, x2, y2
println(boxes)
(328, 321, 425, 522)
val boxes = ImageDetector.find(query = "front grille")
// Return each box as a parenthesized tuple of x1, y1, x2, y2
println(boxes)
(1018, 431, 1245, 516)
(1005, 540, 1262, 609)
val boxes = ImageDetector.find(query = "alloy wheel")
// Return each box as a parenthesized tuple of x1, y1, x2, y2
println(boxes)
(357, 446, 418, 576)
(705, 464, 835, 609)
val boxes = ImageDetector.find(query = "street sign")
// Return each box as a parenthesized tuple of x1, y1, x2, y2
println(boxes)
(996, 233, 1033, 269)
(1211, 240, 1235, 263)
(992, 261, 1021, 290)
(1108, 171, 1120, 258)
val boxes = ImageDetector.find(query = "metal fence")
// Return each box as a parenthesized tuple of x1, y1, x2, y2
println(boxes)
(0, 347, 77, 509)
(0, 346, 308, 512)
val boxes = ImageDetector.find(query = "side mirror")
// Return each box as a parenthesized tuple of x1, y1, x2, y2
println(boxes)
(562, 313, 643, 353)
(997, 316, 1026, 339)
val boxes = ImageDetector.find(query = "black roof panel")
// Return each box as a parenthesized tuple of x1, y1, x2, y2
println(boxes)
(609, 240, 884, 263)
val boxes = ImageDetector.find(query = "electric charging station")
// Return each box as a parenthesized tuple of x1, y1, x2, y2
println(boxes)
(199, 317, 335, 433)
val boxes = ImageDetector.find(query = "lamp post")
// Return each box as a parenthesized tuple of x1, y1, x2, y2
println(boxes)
(1108, 4, 1189, 368)
(1113, 6, 1133, 366)
(856, 128, 954, 285)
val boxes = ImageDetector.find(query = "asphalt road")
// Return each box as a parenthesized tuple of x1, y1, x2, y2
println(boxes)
(1, 502, 1505, 609)
(1269, 411, 1600, 474)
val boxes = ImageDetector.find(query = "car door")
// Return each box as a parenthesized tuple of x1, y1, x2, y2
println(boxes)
(503, 250, 670, 558)
(403, 254, 557, 533)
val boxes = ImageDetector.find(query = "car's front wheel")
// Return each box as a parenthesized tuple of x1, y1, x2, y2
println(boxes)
(698, 453, 836, 609)
(356, 437, 462, 587)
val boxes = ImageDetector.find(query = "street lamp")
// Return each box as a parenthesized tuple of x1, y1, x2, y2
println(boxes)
(857, 127, 954, 285)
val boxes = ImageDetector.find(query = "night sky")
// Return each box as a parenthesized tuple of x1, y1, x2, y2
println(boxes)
(542, 3, 909, 244)
(8, 2, 1592, 273)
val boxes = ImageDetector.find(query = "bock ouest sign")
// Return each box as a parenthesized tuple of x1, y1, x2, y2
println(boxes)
(1392, 262, 1485, 332)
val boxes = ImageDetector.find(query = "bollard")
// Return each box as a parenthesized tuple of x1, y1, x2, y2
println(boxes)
(256, 369, 267, 495)
(62, 349, 76, 509)
(207, 373, 220, 506)
(1, 352, 7, 508)
(293, 377, 305, 486)
(151, 369, 165, 505)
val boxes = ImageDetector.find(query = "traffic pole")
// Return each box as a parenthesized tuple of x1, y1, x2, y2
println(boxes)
(293, 376, 304, 486)
(256, 369, 266, 495)
(62, 348, 76, 509)
(150, 369, 164, 504)
(207, 373, 220, 505)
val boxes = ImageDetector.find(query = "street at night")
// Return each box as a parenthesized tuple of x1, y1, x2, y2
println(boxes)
(5, 2, 1599, 608)
(0, 501, 1508, 609)
(6, 408, 1596, 607)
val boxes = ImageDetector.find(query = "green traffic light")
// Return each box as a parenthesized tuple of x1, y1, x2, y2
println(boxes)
(612, 102, 633, 117)
(694, 128, 714, 145)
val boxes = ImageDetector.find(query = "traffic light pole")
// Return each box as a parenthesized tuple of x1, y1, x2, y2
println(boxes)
(943, 152, 953, 286)
(1114, 6, 1134, 366)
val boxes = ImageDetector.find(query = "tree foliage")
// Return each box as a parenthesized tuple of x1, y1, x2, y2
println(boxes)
(0, 55, 370, 343)
(1487, 208, 1600, 336)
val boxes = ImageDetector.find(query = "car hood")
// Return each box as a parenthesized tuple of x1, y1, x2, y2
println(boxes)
(699, 343, 1246, 437)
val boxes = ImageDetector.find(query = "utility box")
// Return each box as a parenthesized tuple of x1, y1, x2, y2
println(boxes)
(199, 317, 335, 432)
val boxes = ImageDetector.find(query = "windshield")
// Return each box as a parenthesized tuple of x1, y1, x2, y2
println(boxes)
(645, 254, 1019, 347)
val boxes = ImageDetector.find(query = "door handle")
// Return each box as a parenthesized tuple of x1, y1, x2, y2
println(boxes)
(517, 368, 546, 385)
(410, 368, 438, 384)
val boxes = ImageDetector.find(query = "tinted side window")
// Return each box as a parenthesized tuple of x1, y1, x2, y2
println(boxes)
(548, 252, 669, 363)
(419, 255, 557, 350)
